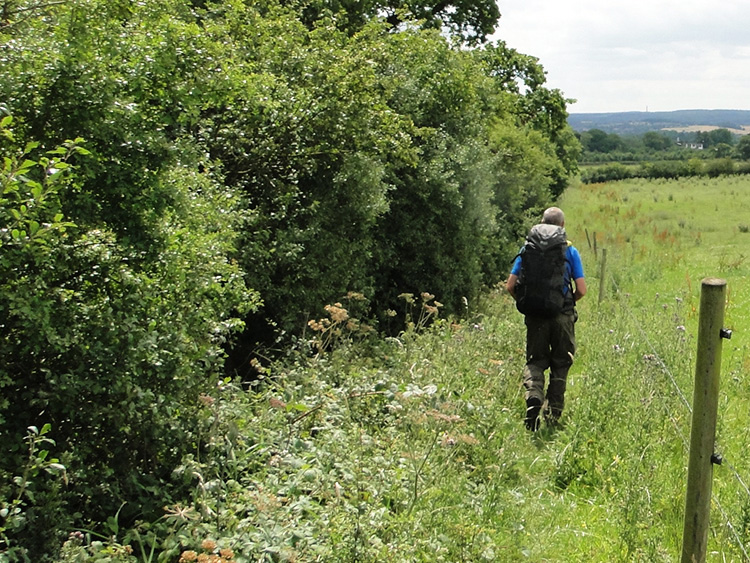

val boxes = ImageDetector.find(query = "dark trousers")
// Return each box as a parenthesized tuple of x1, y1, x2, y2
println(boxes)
(523, 311, 576, 416)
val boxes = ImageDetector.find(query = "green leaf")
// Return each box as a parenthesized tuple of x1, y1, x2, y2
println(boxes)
(17, 159, 35, 175)
(25, 180, 42, 193)
(106, 515, 119, 536)
(22, 141, 39, 155)
(286, 402, 308, 412)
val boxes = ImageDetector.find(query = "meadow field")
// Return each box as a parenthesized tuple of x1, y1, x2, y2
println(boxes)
(553, 174, 750, 560)
(59, 175, 750, 561)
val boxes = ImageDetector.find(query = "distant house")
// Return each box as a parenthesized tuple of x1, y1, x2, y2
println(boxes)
(676, 137, 704, 150)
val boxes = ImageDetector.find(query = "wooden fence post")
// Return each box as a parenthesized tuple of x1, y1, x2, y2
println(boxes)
(593, 232, 598, 259)
(681, 277, 728, 563)
(598, 248, 607, 305)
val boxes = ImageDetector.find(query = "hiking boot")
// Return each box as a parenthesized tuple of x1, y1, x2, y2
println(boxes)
(543, 406, 562, 428)
(525, 397, 542, 431)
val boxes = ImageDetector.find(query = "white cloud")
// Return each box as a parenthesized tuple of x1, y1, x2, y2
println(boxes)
(492, 0, 750, 112)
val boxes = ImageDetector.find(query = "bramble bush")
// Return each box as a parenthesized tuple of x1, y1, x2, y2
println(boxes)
(0, 116, 257, 559)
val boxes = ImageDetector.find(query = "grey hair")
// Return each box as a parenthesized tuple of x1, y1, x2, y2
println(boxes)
(542, 207, 565, 226)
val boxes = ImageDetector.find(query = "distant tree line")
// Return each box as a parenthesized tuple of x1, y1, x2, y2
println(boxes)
(580, 158, 750, 183)
(578, 127, 750, 160)
(577, 127, 750, 183)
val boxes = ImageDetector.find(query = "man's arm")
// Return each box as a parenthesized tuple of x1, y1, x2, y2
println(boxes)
(506, 273, 518, 298)
(573, 277, 587, 301)
(568, 245, 586, 302)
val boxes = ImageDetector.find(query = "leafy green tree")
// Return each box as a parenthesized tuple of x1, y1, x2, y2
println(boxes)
(176, 8, 416, 339)
(642, 131, 673, 151)
(287, 0, 500, 43)
(0, 0, 578, 346)
(735, 135, 750, 160)
(708, 128, 734, 146)
(714, 142, 733, 158)
(366, 27, 499, 316)
(694, 131, 711, 148)
(581, 129, 623, 153)
(475, 41, 580, 198)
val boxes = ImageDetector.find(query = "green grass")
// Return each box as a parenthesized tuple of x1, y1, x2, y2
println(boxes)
(560, 174, 750, 561)
(60, 175, 750, 562)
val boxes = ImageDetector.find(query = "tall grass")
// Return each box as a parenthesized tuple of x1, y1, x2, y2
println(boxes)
(58, 175, 750, 561)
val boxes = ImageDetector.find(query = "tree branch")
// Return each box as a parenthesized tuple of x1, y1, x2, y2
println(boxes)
(1, 0, 67, 30)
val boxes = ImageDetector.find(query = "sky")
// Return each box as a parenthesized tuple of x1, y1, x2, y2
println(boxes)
(491, 0, 750, 114)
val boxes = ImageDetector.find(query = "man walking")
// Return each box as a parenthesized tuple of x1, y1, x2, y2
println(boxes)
(506, 207, 586, 431)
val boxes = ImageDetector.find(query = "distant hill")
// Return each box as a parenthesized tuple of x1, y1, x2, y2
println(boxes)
(568, 109, 750, 135)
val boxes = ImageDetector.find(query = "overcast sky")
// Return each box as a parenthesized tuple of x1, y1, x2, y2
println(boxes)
(492, 0, 750, 114)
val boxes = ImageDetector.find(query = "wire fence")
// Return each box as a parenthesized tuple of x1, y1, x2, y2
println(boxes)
(608, 267, 750, 560)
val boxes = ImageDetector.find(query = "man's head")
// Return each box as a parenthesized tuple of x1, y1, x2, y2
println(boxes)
(542, 207, 565, 227)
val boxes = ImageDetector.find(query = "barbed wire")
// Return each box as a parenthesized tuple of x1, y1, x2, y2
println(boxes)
(610, 275, 693, 414)
(724, 457, 750, 500)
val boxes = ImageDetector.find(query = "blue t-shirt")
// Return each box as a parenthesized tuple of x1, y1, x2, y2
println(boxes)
(511, 244, 584, 295)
